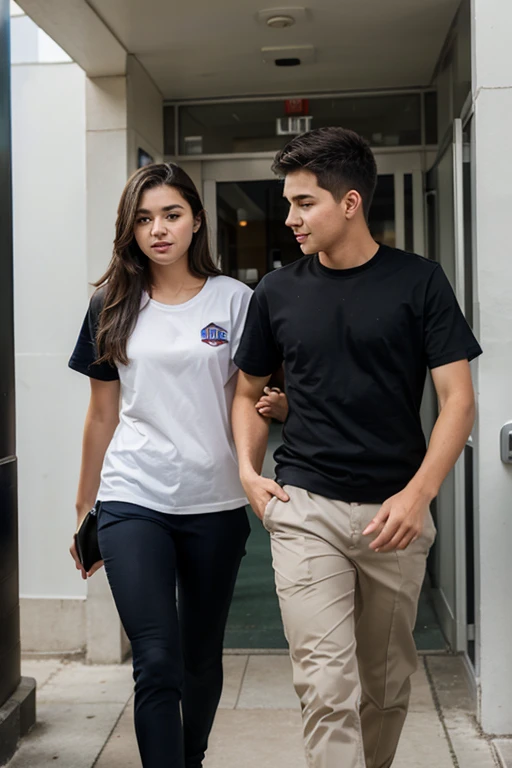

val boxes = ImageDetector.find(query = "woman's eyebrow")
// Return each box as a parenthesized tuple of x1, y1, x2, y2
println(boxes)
(136, 204, 185, 214)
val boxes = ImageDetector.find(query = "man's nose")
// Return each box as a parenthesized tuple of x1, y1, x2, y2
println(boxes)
(285, 207, 302, 229)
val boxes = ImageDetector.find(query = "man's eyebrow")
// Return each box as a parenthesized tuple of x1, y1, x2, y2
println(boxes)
(283, 194, 317, 202)
(136, 204, 185, 214)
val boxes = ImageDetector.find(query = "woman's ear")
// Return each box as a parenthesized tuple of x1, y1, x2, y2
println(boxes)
(193, 214, 202, 234)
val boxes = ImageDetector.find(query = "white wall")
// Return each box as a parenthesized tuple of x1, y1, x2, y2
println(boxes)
(12, 63, 88, 611)
(472, 0, 512, 736)
(86, 62, 163, 285)
(10, 9, 70, 64)
(127, 54, 163, 175)
(86, 75, 129, 287)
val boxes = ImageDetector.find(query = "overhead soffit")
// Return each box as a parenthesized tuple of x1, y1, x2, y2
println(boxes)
(86, 0, 460, 99)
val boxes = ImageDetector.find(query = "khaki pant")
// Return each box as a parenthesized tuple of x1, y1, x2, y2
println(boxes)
(263, 485, 436, 768)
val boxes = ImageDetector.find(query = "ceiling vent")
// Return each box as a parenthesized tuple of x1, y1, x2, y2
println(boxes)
(261, 45, 315, 66)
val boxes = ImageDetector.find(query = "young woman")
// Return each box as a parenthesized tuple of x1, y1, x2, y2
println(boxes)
(68, 163, 283, 768)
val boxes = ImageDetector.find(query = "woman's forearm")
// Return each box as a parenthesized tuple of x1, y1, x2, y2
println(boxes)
(232, 393, 270, 479)
(75, 406, 119, 521)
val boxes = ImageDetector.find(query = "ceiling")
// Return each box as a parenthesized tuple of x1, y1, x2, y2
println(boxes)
(84, 0, 459, 99)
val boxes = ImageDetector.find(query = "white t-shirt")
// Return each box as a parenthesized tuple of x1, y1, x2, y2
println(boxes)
(71, 276, 253, 514)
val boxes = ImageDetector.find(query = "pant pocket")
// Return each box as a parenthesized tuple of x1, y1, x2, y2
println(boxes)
(423, 510, 437, 548)
(262, 496, 278, 532)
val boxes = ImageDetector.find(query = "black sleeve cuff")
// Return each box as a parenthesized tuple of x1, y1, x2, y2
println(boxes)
(68, 357, 119, 381)
(233, 353, 276, 378)
(428, 345, 483, 370)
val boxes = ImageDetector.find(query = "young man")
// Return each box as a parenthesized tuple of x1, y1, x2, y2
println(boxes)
(231, 127, 481, 768)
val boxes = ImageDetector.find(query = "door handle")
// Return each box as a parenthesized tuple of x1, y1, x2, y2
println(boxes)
(500, 422, 512, 463)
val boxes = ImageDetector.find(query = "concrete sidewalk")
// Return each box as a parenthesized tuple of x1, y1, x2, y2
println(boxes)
(5, 653, 501, 768)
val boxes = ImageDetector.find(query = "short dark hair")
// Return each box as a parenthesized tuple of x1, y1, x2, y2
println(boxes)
(272, 127, 377, 218)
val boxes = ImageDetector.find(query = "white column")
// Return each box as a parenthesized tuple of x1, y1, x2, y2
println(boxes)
(471, 0, 512, 735)
(12, 60, 89, 654)
(85, 74, 129, 663)
(85, 64, 163, 663)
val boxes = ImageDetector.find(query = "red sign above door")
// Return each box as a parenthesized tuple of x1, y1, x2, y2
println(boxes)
(285, 98, 309, 116)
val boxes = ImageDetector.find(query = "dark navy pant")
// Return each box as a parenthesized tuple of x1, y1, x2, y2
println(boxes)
(98, 501, 250, 768)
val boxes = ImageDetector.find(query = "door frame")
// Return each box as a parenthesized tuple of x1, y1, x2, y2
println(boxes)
(423, 120, 474, 654)
(202, 150, 429, 263)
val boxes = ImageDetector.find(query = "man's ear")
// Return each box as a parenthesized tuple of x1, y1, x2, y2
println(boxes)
(344, 190, 364, 219)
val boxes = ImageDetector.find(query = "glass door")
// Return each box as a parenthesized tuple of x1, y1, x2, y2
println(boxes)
(203, 152, 425, 285)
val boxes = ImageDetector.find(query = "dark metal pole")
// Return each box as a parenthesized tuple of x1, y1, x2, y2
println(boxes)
(0, 3, 35, 761)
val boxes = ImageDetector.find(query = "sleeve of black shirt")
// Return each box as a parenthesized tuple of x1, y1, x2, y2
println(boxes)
(233, 279, 283, 377)
(68, 290, 120, 381)
(423, 264, 482, 369)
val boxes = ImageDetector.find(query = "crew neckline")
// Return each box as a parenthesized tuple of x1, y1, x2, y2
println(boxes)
(313, 245, 386, 279)
(147, 277, 212, 311)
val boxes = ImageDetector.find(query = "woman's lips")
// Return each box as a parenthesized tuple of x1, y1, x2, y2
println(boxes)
(296, 234, 309, 243)
(152, 243, 172, 253)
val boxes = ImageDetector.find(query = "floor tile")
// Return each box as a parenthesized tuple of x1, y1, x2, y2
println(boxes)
(237, 654, 298, 709)
(494, 739, 512, 768)
(393, 712, 453, 767)
(218, 655, 248, 709)
(425, 654, 475, 712)
(95, 698, 140, 768)
(205, 709, 307, 768)
(6, 702, 126, 768)
(20, 658, 63, 689)
(36, 661, 134, 704)
(408, 663, 436, 712)
(425, 654, 498, 768)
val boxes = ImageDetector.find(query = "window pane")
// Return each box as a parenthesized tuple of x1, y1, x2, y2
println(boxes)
(453, 0, 471, 117)
(424, 91, 438, 145)
(216, 180, 297, 285)
(179, 102, 289, 155)
(163, 106, 176, 156)
(175, 93, 422, 156)
(309, 94, 421, 147)
(463, 122, 473, 328)
(404, 174, 414, 252)
(368, 175, 395, 247)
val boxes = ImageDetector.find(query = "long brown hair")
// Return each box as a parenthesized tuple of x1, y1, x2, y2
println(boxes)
(93, 163, 220, 366)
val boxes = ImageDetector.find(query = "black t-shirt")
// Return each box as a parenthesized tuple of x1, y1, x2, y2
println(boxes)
(234, 245, 482, 503)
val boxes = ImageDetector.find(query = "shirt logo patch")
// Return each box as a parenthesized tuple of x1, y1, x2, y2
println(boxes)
(201, 322, 229, 347)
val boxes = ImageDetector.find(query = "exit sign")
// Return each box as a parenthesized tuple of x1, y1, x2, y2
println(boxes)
(276, 116, 313, 135)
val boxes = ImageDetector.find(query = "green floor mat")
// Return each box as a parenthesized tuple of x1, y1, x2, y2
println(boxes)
(225, 510, 287, 649)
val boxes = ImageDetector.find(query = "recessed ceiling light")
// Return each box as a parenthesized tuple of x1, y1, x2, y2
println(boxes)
(267, 14, 295, 28)
(261, 45, 315, 65)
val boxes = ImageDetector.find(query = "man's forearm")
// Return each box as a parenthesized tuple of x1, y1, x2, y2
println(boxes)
(407, 394, 475, 500)
(232, 393, 270, 479)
